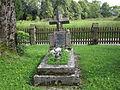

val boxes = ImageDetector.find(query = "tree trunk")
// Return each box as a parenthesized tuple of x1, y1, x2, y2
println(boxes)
(0, 0, 16, 48)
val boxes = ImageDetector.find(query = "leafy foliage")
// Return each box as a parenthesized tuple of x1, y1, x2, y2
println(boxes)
(111, 6, 120, 16)
(15, 0, 120, 20)
(15, 0, 24, 20)
(101, 2, 111, 17)
(40, 0, 54, 19)
(78, 0, 90, 19)
(16, 31, 30, 56)
(89, 1, 102, 18)
(16, 31, 29, 44)
(70, 1, 82, 20)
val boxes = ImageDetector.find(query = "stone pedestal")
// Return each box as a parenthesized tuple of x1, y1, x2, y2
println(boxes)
(34, 49, 80, 86)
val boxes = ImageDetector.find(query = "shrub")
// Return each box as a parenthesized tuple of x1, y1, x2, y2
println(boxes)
(16, 31, 30, 56)
(16, 31, 29, 44)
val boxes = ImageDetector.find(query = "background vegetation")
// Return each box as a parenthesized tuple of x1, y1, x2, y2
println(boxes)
(17, 17, 120, 29)
(15, 0, 120, 21)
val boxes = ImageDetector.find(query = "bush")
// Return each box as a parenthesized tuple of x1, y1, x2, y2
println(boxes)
(16, 44, 26, 56)
(16, 31, 29, 44)
(16, 31, 30, 56)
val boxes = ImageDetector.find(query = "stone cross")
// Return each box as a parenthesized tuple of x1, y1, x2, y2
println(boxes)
(49, 10, 69, 31)
(49, 10, 71, 49)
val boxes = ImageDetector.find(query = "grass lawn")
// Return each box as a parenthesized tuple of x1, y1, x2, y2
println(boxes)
(73, 45, 120, 90)
(17, 17, 120, 29)
(0, 45, 49, 90)
(0, 45, 120, 90)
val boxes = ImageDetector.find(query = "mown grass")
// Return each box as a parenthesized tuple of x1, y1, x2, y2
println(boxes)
(0, 45, 49, 90)
(0, 45, 120, 90)
(17, 17, 120, 29)
(47, 50, 69, 65)
(73, 45, 120, 90)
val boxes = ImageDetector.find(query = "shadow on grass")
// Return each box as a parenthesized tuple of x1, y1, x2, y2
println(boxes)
(28, 55, 46, 86)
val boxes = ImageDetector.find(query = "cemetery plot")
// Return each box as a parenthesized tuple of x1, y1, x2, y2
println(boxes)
(33, 10, 80, 86)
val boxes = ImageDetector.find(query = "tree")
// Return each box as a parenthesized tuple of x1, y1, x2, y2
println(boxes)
(51, 0, 72, 17)
(70, 1, 82, 19)
(0, 0, 16, 48)
(15, 0, 24, 20)
(78, 0, 90, 19)
(111, 6, 120, 16)
(89, 0, 102, 18)
(40, 0, 54, 19)
(101, 2, 111, 17)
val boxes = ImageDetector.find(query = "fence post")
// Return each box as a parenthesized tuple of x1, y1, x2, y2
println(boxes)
(91, 23, 99, 45)
(30, 24, 36, 45)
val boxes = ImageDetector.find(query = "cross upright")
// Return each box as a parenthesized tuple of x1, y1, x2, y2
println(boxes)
(49, 10, 69, 31)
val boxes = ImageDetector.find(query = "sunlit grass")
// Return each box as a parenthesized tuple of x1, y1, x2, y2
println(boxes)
(0, 45, 49, 90)
(73, 45, 120, 90)
(17, 17, 120, 29)
(0, 45, 120, 89)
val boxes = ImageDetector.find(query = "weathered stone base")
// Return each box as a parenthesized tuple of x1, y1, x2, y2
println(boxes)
(34, 68, 80, 86)
(34, 49, 80, 86)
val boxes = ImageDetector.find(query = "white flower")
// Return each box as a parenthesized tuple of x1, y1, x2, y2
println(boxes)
(65, 49, 69, 52)
(67, 29, 70, 32)
(50, 50, 56, 55)
(54, 47, 62, 52)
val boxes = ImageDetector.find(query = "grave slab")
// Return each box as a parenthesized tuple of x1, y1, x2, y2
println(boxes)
(37, 49, 76, 75)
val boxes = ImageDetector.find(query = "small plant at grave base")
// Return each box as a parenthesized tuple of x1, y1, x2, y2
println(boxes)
(47, 47, 69, 65)
(16, 31, 30, 56)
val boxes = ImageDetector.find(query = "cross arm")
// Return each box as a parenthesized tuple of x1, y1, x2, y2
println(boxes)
(60, 18, 69, 24)
(49, 20, 57, 25)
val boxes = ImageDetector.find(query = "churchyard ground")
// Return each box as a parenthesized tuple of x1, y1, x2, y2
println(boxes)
(0, 45, 120, 90)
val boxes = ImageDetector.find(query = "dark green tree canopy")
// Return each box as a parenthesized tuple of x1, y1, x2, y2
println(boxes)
(89, 0, 102, 18)
(15, 0, 119, 20)
(101, 2, 111, 17)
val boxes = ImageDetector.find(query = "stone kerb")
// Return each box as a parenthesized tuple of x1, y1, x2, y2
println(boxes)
(34, 68, 80, 86)
(37, 49, 76, 75)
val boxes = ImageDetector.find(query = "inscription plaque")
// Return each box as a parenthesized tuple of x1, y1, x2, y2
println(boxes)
(55, 32, 66, 47)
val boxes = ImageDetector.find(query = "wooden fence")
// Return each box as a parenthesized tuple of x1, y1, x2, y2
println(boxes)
(16, 25, 120, 45)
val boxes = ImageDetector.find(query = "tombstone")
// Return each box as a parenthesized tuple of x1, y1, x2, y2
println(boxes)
(49, 10, 71, 49)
